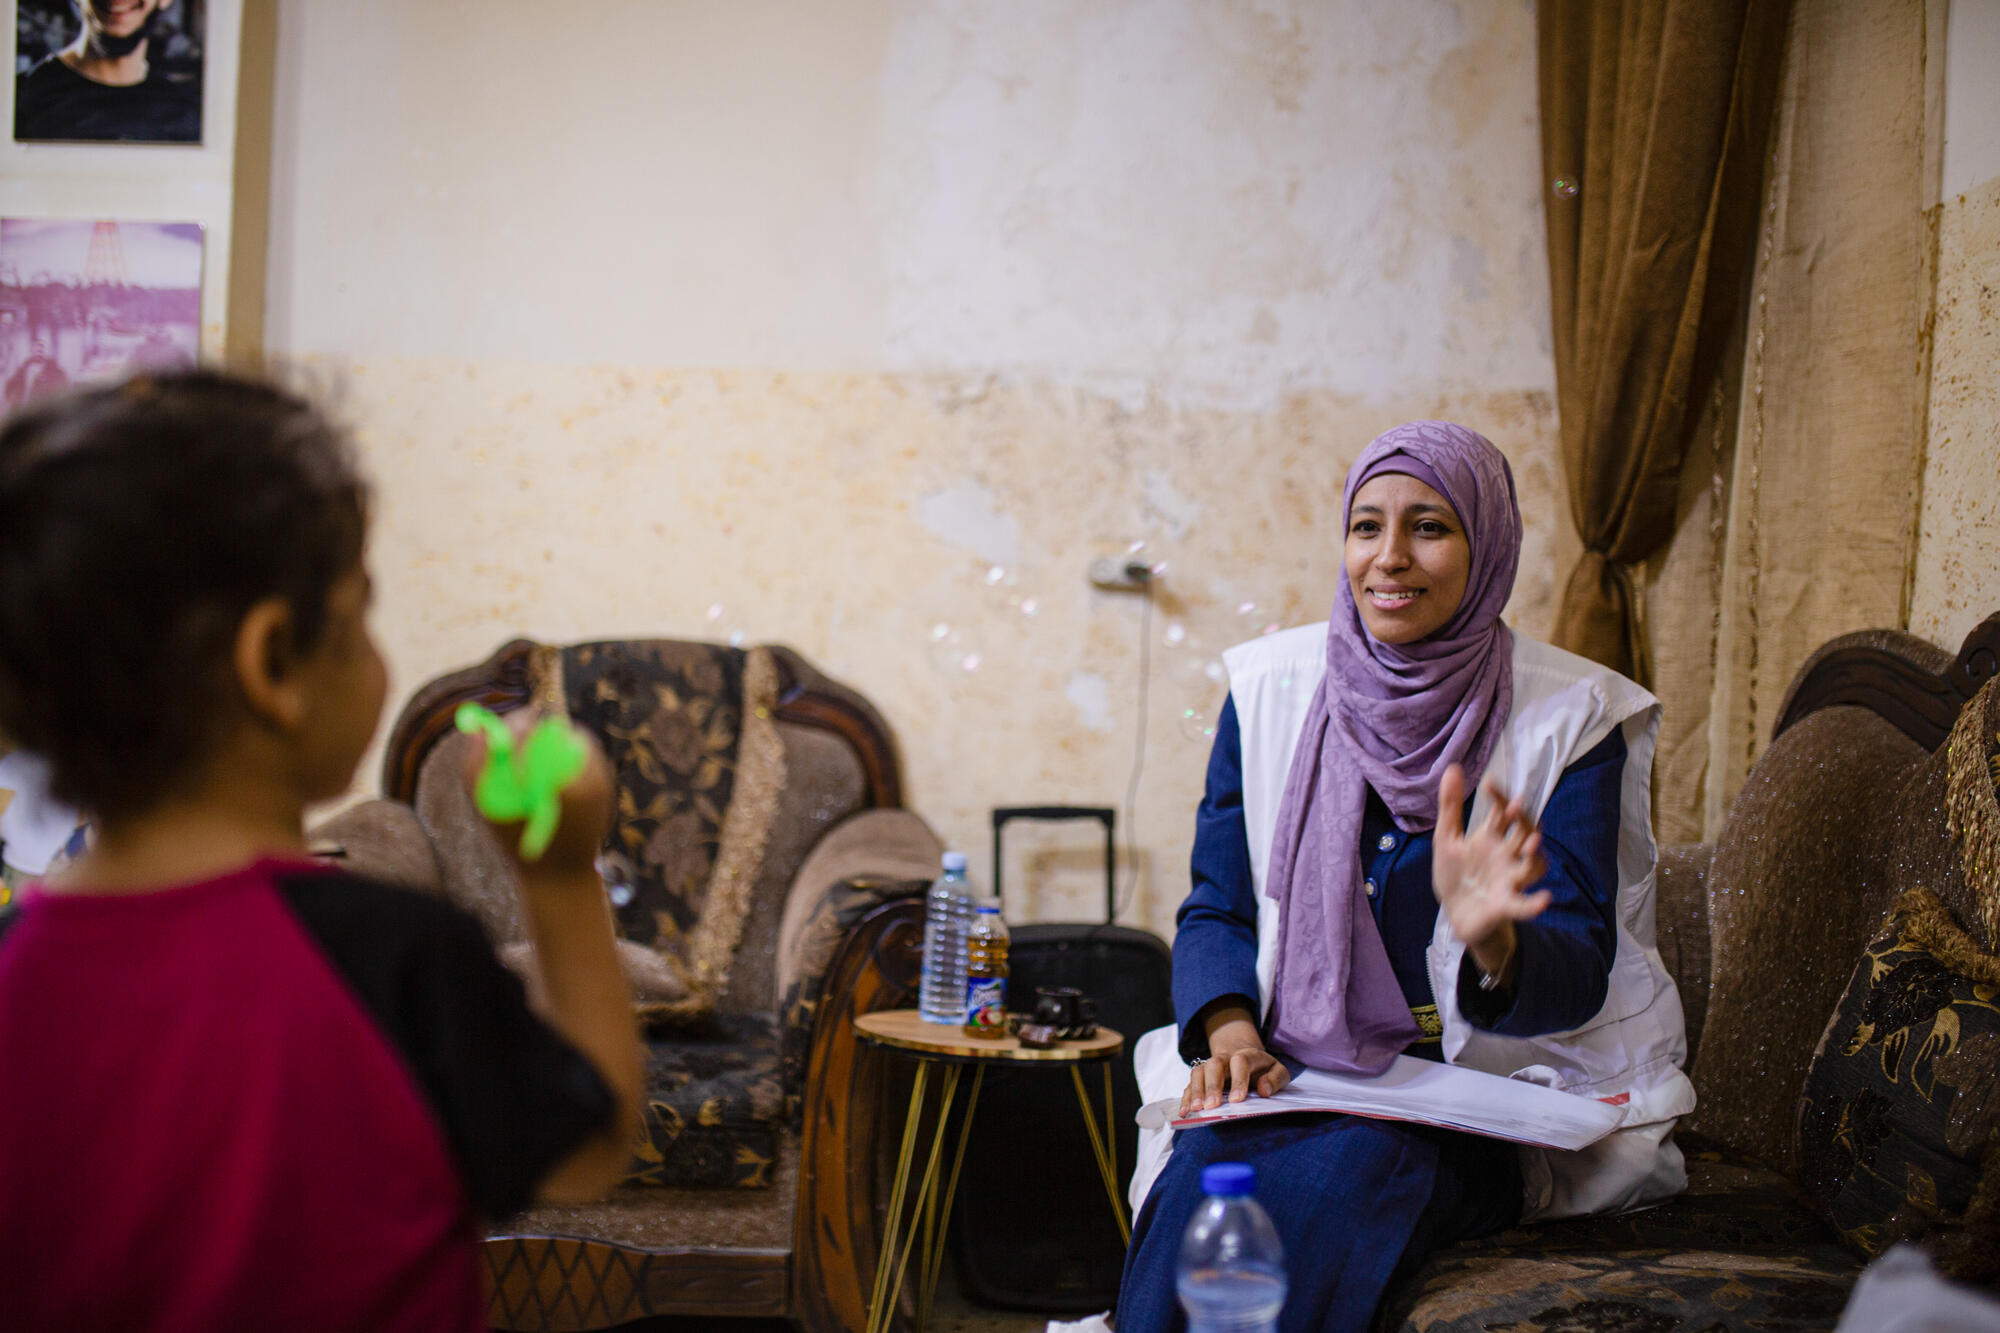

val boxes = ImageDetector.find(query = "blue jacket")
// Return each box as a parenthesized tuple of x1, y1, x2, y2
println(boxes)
(1173, 694, 1626, 1064)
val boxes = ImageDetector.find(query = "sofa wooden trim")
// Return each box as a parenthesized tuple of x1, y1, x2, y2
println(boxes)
(793, 897, 926, 1333)
(379, 638, 906, 810)
(480, 897, 925, 1333)
(1775, 612, 2000, 751)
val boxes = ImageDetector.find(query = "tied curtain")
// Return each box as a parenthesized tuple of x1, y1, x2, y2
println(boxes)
(1537, 0, 1790, 684)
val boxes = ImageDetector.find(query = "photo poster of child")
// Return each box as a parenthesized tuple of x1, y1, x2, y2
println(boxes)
(14, 0, 203, 144)
(0, 218, 203, 409)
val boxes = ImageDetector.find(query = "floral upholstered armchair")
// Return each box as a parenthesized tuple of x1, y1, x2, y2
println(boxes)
(316, 638, 941, 1333)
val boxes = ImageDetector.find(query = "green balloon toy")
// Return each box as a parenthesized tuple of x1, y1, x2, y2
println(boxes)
(454, 702, 590, 861)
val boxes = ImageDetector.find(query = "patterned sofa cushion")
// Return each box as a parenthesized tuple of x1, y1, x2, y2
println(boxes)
(1378, 1138, 1861, 1332)
(1791, 680, 2000, 1282)
(556, 641, 786, 1026)
(624, 1011, 785, 1191)
(1796, 893, 2000, 1270)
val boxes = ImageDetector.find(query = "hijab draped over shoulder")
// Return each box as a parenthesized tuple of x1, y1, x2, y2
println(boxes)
(1263, 421, 1522, 1074)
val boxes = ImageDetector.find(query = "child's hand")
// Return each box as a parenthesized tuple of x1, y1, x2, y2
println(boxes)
(461, 711, 614, 885)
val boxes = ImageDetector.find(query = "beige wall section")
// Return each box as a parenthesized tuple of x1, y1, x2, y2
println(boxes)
(266, 2, 1564, 939)
(1, 0, 246, 361)
(1701, 0, 1937, 838)
(1910, 3, 2000, 653)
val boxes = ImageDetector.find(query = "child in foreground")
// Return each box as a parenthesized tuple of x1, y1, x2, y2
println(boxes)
(0, 372, 643, 1332)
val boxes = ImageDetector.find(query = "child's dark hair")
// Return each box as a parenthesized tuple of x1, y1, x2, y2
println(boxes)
(0, 371, 370, 819)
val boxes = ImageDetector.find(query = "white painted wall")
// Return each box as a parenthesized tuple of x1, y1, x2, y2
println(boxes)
(267, 1, 1551, 406)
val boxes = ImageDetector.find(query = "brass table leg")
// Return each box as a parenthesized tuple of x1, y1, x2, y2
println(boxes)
(1071, 1065, 1131, 1244)
(918, 1063, 985, 1329)
(867, 1060, 931, 1333)
(870, 1061, 963, 1333)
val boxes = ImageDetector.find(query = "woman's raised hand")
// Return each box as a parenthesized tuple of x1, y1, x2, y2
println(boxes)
(1431, 764, 1550, 983)
(1177, 1005, 1291, 1117)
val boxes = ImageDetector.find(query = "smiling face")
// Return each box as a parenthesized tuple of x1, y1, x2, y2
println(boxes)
(79, 0, 171, 44)
(1344, 471, 1472, 644)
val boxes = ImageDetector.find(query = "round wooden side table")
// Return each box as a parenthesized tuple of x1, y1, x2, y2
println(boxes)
(852, 1009, 1127, 1333)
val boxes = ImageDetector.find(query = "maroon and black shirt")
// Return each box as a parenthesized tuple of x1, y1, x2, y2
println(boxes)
(0, 857, 613, 1333)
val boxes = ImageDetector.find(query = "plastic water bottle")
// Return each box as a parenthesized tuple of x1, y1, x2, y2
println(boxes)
(1177, 1162, 1286, 1333)
(918, 852, 976, 1024)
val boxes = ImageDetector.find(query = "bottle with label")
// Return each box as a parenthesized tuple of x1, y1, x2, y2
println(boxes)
(961, 899, 1010, 1038)
(1176, 1162, 1287, 1333)
(918, 852, 976, 1024)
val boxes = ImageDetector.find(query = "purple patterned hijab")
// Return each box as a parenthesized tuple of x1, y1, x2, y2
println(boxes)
(1263, 421, 1521, 1074)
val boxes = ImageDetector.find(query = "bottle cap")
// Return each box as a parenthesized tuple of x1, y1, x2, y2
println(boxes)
(941, 851, 968, 872)
(975, 902, 1000, 913)
(1199, 1163, 1255, 1197)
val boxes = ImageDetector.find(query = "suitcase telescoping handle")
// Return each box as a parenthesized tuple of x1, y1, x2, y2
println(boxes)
(990, 805, 1117, 926)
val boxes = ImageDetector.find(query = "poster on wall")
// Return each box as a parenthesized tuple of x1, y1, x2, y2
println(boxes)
(0, 219, 202, 409)
(13, 0, 203, 143)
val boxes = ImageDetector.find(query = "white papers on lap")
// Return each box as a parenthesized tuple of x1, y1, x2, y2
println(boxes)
(1137, 1055, 1626, 1152)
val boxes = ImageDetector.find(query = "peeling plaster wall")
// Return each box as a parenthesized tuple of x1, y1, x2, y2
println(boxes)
(269, 1, 1562, 940)
(1910, 8, 2000, 657)
(1910, 175, 2000, 652)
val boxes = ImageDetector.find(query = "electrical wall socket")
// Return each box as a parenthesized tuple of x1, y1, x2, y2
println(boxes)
(1088, 556, 1153, 592)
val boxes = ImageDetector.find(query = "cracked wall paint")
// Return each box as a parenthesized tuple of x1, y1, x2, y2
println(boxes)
(919, 483, 1023, 569)
(1066, 672, 1116, 735)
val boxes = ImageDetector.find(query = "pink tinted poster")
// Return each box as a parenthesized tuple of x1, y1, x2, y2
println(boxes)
(0, 218, 202, 409)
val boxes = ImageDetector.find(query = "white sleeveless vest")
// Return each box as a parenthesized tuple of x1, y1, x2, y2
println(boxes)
(1130, 625, 1695, 1221)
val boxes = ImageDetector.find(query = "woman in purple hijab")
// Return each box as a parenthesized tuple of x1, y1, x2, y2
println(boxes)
(1114, 423, 1683, 1333)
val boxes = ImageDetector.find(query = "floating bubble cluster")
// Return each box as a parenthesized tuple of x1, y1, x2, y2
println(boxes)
(1552, 176, 1579, 199)
(904, 538, 1305, 750)
(927, 620, 986, 676)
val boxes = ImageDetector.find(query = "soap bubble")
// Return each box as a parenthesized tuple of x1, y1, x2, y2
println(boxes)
(596, 854, 637, 908)
(1552, 176, 1579, 199)
(1204, 660, 1226, 684)
(704, 602, 747, 649)
(1259, 622, 1281, 637)
(1237, 600, 1259, 618)
(926, 622, 987, 676)
(1178, 703, 1220, 743)
(1164, 622, 1188, 647)
(1015, 595, 1040, 618)
(985, 564, 1008, 586)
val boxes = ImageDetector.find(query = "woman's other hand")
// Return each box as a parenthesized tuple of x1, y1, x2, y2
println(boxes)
(1432, 763, 1550, 988)
(1177, 1005, 1291, 1116)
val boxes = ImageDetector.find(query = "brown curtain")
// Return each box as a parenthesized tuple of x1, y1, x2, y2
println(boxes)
(1538, 1, 1789, 683)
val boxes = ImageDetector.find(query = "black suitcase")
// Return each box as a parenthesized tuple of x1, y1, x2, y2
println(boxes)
(948, 806, 1174, 1313)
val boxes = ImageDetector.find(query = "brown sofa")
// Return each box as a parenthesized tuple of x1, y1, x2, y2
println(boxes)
(1373, 615, 2000, 1332)
(315, 638, 942, 1333)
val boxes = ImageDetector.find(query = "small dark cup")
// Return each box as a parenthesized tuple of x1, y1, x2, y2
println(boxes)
(1032, 986, 1097, 1037)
